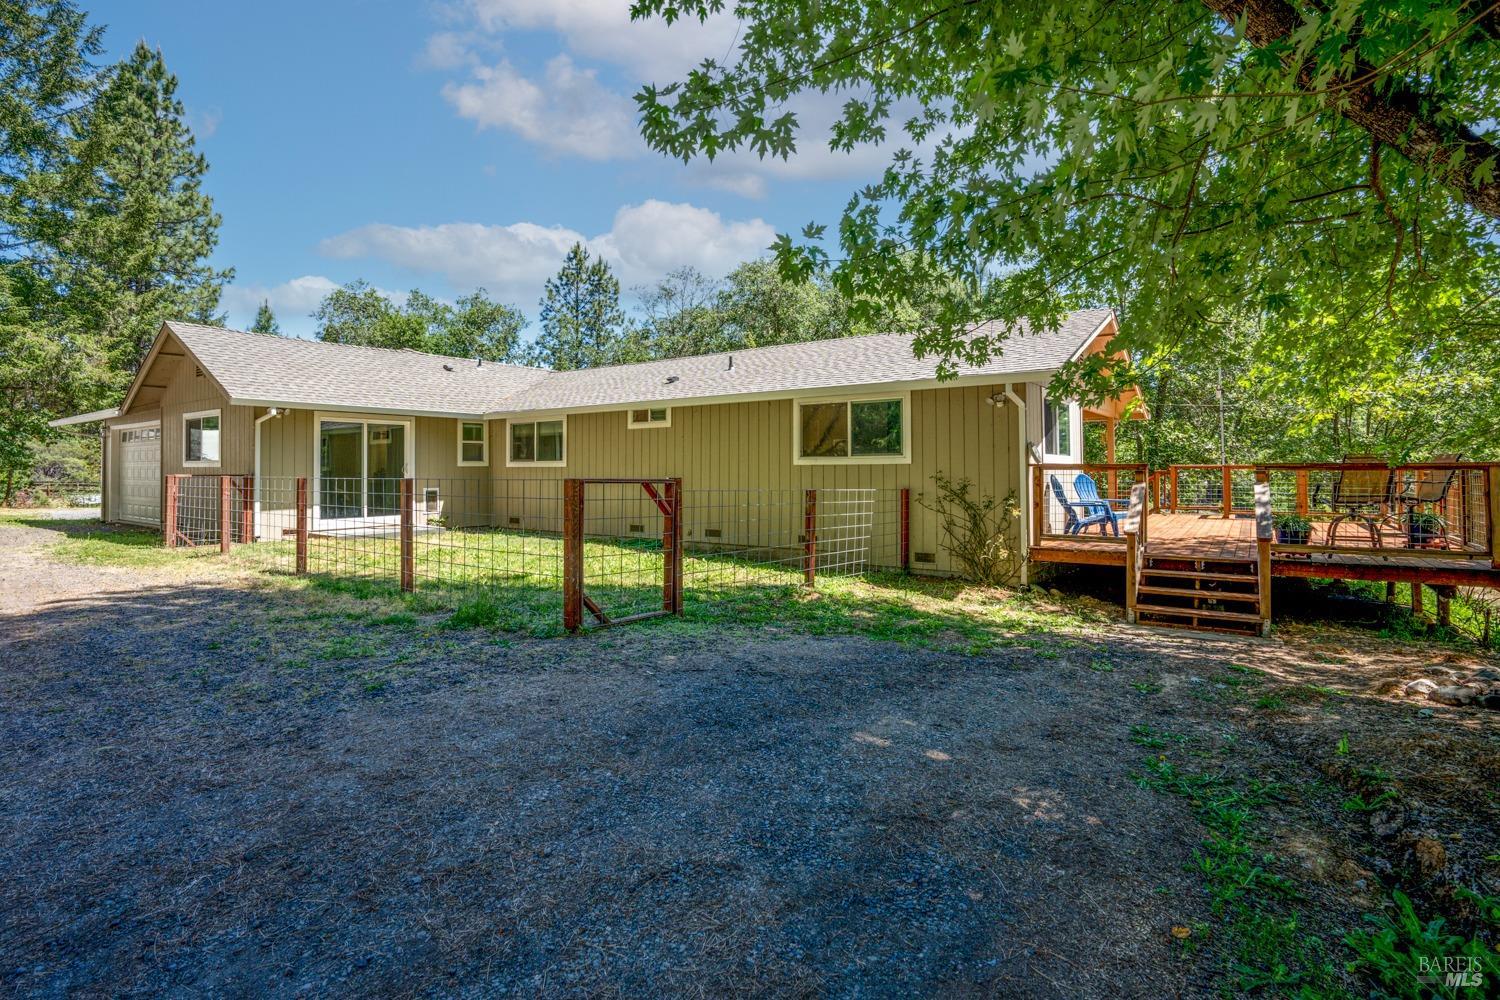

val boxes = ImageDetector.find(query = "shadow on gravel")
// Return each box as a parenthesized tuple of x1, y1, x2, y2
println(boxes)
(0, 580, 1226, 999)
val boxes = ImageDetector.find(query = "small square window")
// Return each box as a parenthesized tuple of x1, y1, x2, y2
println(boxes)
(458, 421, 487, 465)
(184, 411, 220, 465)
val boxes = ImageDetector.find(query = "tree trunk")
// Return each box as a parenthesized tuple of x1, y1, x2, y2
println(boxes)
(1200, 0, 1500, 219)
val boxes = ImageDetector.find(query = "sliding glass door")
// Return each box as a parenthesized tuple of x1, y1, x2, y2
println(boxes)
(317, 417, 410, 520)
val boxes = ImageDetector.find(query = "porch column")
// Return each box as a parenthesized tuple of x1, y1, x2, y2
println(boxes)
(1103, 418, 1118, 498)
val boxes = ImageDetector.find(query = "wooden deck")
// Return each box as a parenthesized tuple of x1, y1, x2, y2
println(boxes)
(1032, 512, 1500, 588)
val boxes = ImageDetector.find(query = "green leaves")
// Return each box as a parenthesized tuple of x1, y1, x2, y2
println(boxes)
(629, 0, 1498, 418)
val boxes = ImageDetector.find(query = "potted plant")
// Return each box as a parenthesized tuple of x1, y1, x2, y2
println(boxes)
(1407, 512, 1443, 548)
(1274, 513, 1312, 546)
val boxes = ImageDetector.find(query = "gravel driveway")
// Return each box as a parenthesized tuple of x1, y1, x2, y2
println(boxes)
(0, 518, 1224, 998)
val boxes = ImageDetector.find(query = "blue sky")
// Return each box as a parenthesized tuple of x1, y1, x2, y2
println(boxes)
(92, 0, 903, 340)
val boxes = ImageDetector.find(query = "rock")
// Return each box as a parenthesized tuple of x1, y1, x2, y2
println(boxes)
(1479, 692, 1500, 711)
(1413, 837, 1447, 878)
(1373, 677, 1408, 695)
(1419, 664, 1460, 681)
(1047, 588, 1063, 599)
(1427, 685, 1480, 707)
(1404, 678, 1439, 697)
(1464, 666, 1500, 683)
(1416, 708, 1434, 718)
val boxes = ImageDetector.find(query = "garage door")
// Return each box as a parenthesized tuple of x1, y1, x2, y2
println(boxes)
(115, 426, 161, 526)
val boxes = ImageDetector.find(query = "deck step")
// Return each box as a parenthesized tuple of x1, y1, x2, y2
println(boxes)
(1136, 585, 1260, 604)
(1139, 567, 1256, 582)
(1135, 604, 1263, 624)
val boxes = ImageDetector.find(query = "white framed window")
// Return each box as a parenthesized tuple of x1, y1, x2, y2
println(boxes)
(792, 393, 910, 465)
(627, 406, 671, 429)
(506, 417, 566, 467)
(456, 420, 488, 466)
(1042, 396, 1076, 460)
(182, 409, 221, 467)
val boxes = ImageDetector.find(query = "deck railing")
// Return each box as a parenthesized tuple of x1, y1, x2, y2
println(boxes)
(1256, 462, 1495, 559)
(1031, 463, 1147, 544)
(1033, 461, 1498, 563)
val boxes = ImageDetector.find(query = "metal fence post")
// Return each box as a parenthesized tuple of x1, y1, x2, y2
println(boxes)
(295, 477, 308, 574)
(898, 487, 910, 572)
(1221, 465, 1233, 519)
(219, 475, 232, 555)
(563, 478, 584, 631)
(164, 474, 179, 548)
(803, 488, 817, 587)
(400, 477, 415, 592)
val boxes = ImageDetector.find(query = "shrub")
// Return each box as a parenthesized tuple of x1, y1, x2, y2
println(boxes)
(916, 473, 1020, 585)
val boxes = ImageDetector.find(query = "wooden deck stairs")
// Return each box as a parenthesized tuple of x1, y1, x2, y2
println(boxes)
(1133, 559, 1266, 635)
(1121, 478, 1275, 638)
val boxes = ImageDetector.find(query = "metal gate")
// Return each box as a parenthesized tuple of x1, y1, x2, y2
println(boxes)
(562, 478, 683, 631)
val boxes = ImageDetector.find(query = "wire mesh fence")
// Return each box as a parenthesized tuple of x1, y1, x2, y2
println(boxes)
(161, 474, 904, 630)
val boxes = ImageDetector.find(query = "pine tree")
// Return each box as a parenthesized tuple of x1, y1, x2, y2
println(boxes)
(250, 298, 280, 335)
(528, 243, 626, 370)
(64, 42, 231, 382)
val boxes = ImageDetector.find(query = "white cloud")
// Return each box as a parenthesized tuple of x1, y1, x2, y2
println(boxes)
(222, 275, 342, 319)
(460, 0, 739, 82)
(318, 199, 775, 303)
(442, 54, 640, 160)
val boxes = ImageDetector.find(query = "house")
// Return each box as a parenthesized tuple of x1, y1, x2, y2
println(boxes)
(52, 309, 1139, 578)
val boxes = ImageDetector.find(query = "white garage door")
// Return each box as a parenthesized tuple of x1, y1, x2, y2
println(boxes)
(115, 425, 162, 526)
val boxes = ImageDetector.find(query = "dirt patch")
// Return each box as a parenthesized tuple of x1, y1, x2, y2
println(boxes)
(1, 518, 1496, 996)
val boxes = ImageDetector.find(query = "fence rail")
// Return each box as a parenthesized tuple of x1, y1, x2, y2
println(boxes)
(161, 474, 904, 632)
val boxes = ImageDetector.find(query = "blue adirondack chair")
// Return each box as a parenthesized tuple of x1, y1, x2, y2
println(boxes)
(1049, 474, 1120, 536)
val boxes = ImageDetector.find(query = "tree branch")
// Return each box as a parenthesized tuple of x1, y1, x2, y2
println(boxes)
(1199, 0, 1500, 219)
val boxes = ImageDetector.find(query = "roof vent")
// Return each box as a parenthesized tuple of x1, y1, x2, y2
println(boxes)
(727, 355, 734, 370)
(665, 375, 679, 384)
(442, 363, 455, 372)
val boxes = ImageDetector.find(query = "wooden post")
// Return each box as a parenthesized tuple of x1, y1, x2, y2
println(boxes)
(399, 477, 415, 592)
(1434, 587, 1452, 629)
(1031, 464, 1044, 543)
(803, 488, 817, 587)
(1411, 582, 1425, 620)
(1124, 529, 1138, 624)
(1295, 470, 1310, 516)
(898, 487, 910, 572)
(1255, 472, 1273, 637)
(1385, 581, 1396, 604)
(1169, 466, 1180, 513)
(1221, 465, 1233, 519)
(164, 474, 179, 548)
(295, 477, 308, 573)
(1488, 465, 1500, 558)
(240, 475, 254, 543)
(1103, 419, 1118, 499)
(219, 475, 232, 555)
(662, 478, 683, 614)
(563, 479, 584, 631)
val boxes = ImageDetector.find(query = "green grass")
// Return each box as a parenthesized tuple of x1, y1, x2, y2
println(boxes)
(1135, 744, 1346, 997)
(20, 516, 1088, 647)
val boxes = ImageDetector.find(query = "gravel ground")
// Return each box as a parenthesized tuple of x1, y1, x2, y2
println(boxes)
(0, 518, 1226, 998)
(6, 518, 1492, 997)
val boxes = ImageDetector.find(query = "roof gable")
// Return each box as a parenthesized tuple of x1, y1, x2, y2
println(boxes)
(162, 322, 551, 417)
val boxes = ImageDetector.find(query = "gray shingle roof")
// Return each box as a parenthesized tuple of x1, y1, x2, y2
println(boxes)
(165, 322, 550, 416)
(160, 308, 1112, 417)
(486, 308, 1114, 414)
